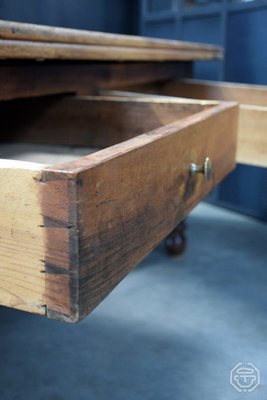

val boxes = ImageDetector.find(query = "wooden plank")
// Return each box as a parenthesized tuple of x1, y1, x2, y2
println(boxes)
(159, 79, 267, 106)
(0, 20, 222, 55)
(237, 105, 267, 167)
(0, 40, 222, 62)
(158, 80, 267, 167)
(41, 101, 238, 321)
(0, 95, 214, 147)
(0, 61, 190, 101)
(100, 88, 219, 105)
(125, 79, 267, 168)
(0, 160, 46, 315)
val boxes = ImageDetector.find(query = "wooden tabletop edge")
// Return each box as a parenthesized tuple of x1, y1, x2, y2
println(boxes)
(0, 20, 222, 54)
(0, 39, 222, 61)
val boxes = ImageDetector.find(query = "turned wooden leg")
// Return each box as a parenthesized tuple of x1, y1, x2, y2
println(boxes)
(165, 220, 187, 256)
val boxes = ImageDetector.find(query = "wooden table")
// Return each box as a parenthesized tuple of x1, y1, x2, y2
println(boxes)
(0, 20, 265, 322)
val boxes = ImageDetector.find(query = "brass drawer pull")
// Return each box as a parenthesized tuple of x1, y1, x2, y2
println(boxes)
(190, 157, 212, 181)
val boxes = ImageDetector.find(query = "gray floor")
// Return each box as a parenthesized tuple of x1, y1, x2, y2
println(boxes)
(0, 203, 267, 400)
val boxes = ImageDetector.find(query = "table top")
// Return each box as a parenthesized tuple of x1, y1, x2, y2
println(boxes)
(0, 20, 222, 62)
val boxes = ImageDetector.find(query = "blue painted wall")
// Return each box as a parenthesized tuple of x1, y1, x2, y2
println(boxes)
(0, 0, 137, 34)
(181, 16, 222, 80)
(225, 9, 267, 85)
(139, 0, 267, 221)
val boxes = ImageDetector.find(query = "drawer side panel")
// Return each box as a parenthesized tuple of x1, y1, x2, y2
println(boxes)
(74, 104, 238, 320)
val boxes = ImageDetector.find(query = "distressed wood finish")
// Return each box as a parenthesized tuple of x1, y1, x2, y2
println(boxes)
(160, 79, 267, 106)
(0, 22, 239, 321)
(0, 100, 238, 321)
(0, 20, 222, 59)
(121, 80, 267, 168)
(238, 106, 267, 167)
(0, 160, 46, 315)
(0, 40, 222, 62)
(159, 80, 267, 167)
(42, 101, 238, 321)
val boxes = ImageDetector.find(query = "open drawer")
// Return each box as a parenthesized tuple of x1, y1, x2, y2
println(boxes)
(0, 95, 238, 322)
(111, 79, 267, 168)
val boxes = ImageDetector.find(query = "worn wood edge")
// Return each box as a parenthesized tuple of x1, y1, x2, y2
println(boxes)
(0, 40, 222, 62)
(0, 20, 223, 54)
(0, 158, 79, 321)
(37, 167, 80, 322)
(49, 101, 238, 174)
(162, 78, 267, 106)
(98, 90, 220, 106)
(237, 105, 267, 167)
(0, 159, 46, 315)
(75, 94, 218, 104)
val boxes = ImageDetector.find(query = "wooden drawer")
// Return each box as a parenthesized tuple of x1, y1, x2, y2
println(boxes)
(0, 95, 238, 322)
(113, 79, 267, 168)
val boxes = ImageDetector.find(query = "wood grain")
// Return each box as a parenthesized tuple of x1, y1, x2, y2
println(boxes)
(159, 80, 267, 167)
(0, 100, 238, 321)
(124, 79, 267, 168)
(0, 61, 190, 101)
(0, 95, 213, 147)
(0, 20, 222, 55)
(0, 160, 46, 314)
(0, 40, 222, 62)
(0, 159, 78, 318)
(238, 105, 267, 167)
(159, 79, 267, 106)
(43, 101, 238, 321)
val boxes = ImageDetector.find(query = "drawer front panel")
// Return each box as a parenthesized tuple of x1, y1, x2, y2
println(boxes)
(41, 100, 238, 321)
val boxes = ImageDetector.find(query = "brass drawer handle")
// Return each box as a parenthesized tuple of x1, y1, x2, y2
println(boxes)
(190, 157, 212, 181)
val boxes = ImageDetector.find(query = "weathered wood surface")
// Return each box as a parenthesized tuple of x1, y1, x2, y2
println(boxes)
(238, 106, 267, 167)
(0, 40, 222, 62)
(159, 80, 267, 167)
(0, 100, 238, 321)
(123, 79, 267, 168)
(43, 101, 238, 321)
(0, 20, 222, 58)
(160, 79, 267, 106)
(0, 62, 191, 101)
(0, 21, 231, 321)
(0, 160, 46, 315)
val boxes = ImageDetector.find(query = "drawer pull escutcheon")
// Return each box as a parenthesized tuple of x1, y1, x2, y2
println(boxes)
(190, 157, 212, 181)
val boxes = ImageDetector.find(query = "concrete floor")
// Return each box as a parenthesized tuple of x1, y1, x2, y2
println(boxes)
(0, 203, 267, 400)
